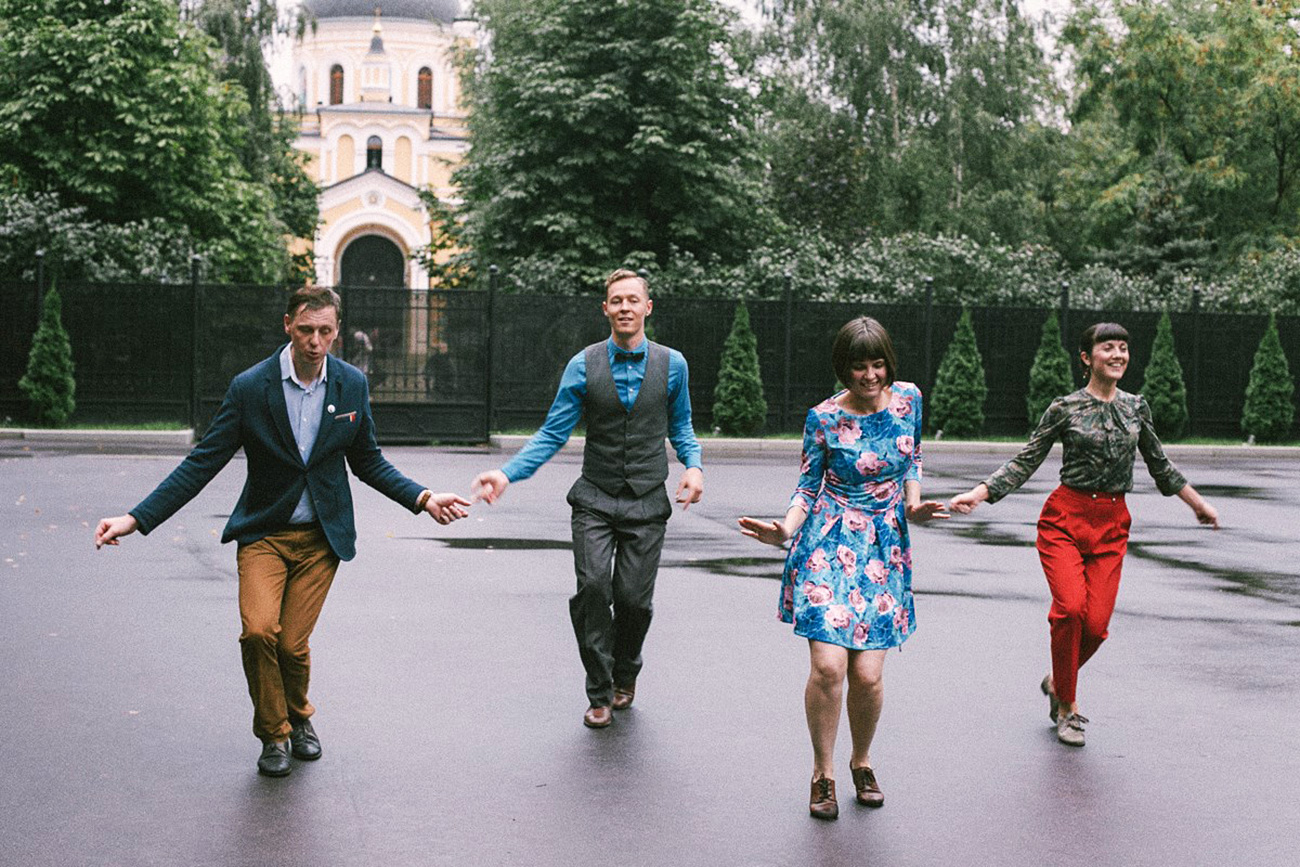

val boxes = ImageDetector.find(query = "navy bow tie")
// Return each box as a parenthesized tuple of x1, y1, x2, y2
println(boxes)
(614, 351, 645, 363)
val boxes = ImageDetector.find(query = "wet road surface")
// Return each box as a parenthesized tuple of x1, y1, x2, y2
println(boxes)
(2, 443, 1298, 866)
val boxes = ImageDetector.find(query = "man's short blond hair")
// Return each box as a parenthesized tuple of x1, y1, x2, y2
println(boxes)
(605, 268, 648, 296)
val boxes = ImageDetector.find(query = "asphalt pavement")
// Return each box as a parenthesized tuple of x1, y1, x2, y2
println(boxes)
(1, 441, 1298, 866)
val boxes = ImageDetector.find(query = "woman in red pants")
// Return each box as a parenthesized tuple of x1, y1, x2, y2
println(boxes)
(948, 322, 1218, 746)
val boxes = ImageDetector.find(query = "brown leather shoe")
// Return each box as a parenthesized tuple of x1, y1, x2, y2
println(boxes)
(583, 706, 613, 728)
(611, 683, 636, 710)
(851, 766, 884, 808)
(809, 776, 838, 820)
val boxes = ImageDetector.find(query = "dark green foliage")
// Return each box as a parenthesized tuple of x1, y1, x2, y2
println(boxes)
(19, 287, 76, 426)
(0, 0, 312, 283)
(1139, 312, 1189, 440)
(1241, 314, 1296, 442)
(1027, 310, 1075, 427)
(712, 302, 767, 436)
(930, 308, 987, 437)
(450, 0, 769, 275)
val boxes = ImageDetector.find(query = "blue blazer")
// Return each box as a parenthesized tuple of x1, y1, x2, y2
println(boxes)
(131, 348, 425, 561)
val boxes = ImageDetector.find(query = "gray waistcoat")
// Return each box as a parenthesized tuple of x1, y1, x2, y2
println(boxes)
(581, 341, 670, 497)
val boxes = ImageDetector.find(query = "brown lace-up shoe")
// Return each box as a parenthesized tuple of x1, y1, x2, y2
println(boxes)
(583, 705, 613, 728)
(809, 776, 838, 820)
(850, 765, 884, 808)
(611, 683, 636, 710)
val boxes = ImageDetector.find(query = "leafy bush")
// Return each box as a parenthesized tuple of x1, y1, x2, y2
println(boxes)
(1026, 310, 1075, 427)
(1139, 311, 1189, 440)
(711, 301, 767, 435)
(929, 308, 987, 437)
(1241, 314, 1296, 442)
(18, 286, 76, 426)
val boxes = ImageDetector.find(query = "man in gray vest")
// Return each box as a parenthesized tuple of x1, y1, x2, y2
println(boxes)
(472, 269, 704, 728)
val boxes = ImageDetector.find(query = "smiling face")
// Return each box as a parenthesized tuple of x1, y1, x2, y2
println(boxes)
(1083, 338, 1129, 384)
(845, 357, 891, 408)
(283, 303, 339, 380)
(602, 276, 652, 346)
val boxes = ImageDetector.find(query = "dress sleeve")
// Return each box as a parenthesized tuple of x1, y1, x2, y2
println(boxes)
(904, 388, 923, 483)
(983, 398, 1067, 503)
(1136, 396, 1188, 496)
(788, 407, 826, 513)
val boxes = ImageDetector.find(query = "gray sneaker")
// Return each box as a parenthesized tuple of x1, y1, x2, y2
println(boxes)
(1056, 713, 1088, 747)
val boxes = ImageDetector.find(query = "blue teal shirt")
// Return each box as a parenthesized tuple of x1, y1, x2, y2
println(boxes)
(502, 336, 703, 483)
(280, 345, 326, 524)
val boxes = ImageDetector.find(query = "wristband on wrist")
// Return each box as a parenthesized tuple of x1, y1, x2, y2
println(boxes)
(416, 489, 432, 511)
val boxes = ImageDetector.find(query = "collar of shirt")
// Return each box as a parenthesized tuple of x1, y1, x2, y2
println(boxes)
(280, 344, 328, 392)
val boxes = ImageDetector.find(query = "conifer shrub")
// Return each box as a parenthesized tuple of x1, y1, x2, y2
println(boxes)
(712, 300, 767, 435)
(1241, 313, 1296, 442)
(18, 286, 76, 426)
(1026, 310, 1074, 427)
(1139, 311, 1189, 440)
(930, 308, 987, 437)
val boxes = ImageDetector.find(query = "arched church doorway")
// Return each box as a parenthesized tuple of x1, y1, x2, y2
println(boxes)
(338, 234, 408, 386)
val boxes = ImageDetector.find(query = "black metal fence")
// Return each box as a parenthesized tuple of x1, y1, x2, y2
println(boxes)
(2, 278, 1297, 441)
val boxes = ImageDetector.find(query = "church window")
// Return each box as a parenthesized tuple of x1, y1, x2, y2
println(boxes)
(418, 67, 432, 109)
(330, 64, 344, 105)
(367, 136, 383, 170)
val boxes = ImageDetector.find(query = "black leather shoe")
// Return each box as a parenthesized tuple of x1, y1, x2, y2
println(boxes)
(290, 720, 322, 761)
(257, 741, 291, 777)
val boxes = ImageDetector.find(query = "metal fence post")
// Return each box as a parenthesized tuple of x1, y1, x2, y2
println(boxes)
(1190, 286, 1201, 435)
(35, 249, 45, 306)
(1059, 281, 1071, 382)
(783, 272, 793, 431)
(484, 264, 499, 443)
(188, 255, 202, 432)
(923, 276, 935, 392)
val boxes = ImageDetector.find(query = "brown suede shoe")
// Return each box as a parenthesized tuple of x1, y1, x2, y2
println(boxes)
(583, 706, 613, 728)
(851, 766, 884, 808)
(611, 683, 636, 711)
(809, 777, 838, 820)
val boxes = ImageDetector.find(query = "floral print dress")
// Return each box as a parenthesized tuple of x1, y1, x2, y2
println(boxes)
(779, 382, 924, 650)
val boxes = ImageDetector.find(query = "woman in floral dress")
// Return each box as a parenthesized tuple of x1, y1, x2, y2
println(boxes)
(740, 317, 948, 820)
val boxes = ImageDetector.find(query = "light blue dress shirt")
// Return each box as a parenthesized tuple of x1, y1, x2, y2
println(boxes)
(502, 336, 702, 483)
(280, 345, 327, 524)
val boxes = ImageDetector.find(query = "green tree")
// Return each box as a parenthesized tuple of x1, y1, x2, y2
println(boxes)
(712, 301, 767, 435)
(450, 0, 769, 277)
(929, 308, 986, 437)
(1026, 309, 1074, 427)
(1241, 313, 1296, 443)
(0, 0, 300, 282)
(18, 286, 76, 426)
(1139, 311, 1189, 440)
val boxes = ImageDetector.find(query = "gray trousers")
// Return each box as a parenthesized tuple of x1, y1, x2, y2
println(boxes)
(566, 476, 672, 707)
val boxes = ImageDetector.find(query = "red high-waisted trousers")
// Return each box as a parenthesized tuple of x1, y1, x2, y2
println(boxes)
(1035, 485, 1131, 705)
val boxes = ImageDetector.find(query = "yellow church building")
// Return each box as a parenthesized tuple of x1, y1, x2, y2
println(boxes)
(288, 0, 472, 288)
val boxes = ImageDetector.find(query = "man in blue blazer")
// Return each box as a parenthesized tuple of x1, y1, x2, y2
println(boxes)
(95, 287, 470, 776)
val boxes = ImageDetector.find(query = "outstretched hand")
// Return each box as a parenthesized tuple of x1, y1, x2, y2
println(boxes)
(471, 470, 509, 505)
(424, 492, 472, 525)
(906, 500, 950, 523)
(1193, 501, 1220, 529)
(738, 516, 787, 547)
(948, 489, 985, 515)
(95, 514, 139, 549)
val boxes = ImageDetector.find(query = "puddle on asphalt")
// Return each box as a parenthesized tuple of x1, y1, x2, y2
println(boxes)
(438, 537, 572, 550)
(1192, 483, 1272, 500)
(1127, 541, 1300, 605)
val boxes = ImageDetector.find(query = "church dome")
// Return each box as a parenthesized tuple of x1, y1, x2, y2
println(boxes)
(302, 0, 462, 23)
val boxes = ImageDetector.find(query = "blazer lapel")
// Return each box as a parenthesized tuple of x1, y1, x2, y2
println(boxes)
(264, 358, 302, 464)
(306, 358, 344, 468)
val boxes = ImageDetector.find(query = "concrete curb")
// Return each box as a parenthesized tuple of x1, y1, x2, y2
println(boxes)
(0, 428, 195, 446)
(488, 434, 1300, 460)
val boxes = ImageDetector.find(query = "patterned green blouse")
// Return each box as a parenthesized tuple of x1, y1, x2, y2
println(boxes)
(983, 388, 1188, 503)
